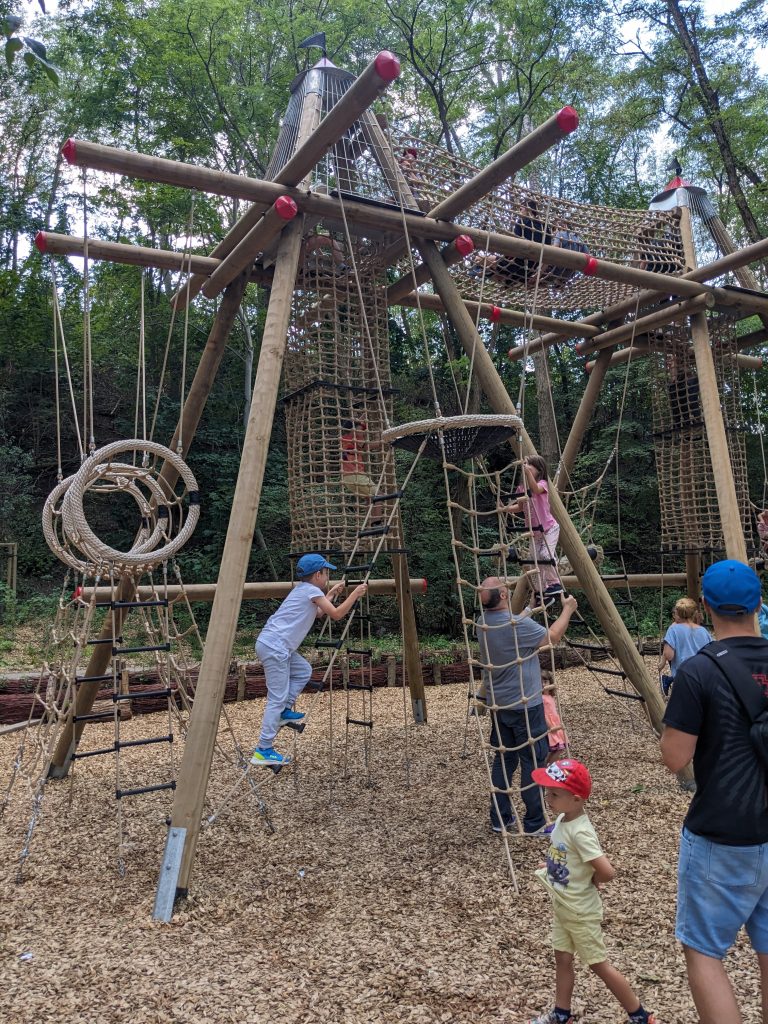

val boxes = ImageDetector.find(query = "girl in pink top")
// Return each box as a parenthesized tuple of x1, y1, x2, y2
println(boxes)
(502, 455, 562, 603)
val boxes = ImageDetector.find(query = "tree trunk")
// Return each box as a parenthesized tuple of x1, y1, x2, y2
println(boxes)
(666, 0, 763, 243)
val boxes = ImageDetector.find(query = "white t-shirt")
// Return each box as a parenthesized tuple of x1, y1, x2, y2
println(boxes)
(535, 812, 603, 917)
(257, 582, 324, 654)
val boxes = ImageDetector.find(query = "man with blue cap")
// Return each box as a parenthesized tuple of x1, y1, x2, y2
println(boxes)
(661, 559, 768, 1023)
(252, 553, 367, 768)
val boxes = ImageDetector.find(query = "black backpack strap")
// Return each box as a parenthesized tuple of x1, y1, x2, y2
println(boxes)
(700, 642, 766, 722)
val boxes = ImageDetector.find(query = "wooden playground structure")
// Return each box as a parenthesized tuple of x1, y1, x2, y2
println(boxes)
(21, 47, 768, 916)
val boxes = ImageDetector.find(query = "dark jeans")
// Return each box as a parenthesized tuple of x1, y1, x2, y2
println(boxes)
(489, 703, 549, 833)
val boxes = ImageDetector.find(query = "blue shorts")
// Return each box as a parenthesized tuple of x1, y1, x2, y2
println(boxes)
(676, 827, 768, 958)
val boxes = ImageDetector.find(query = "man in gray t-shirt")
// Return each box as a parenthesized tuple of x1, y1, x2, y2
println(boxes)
(476, 576, 577, 834)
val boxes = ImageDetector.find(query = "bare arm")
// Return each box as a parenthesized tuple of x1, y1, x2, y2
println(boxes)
(660, 725, 697, 773)
(658, 642, 674, 672)
(542, 594, 578, 647)
(314, 584, 367, 622)
(524, 463, 546, 495)
(589, 854, 616, 885)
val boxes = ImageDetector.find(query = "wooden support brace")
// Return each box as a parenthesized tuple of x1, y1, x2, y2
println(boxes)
(201, 196, 298, 299)
(167, 218, 305, 896)
(572, 294, 713, 358)
(679, 205, 748, 563)
(386, 235, 474, 305)
(79, 578, 428, 602)
(396, 290, 597, 337)
(502, 235, 768, 360)
(585, 345, 762, 373)
(35, 232, 224, 277)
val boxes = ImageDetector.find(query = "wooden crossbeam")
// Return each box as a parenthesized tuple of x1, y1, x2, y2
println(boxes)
(78, 578, 427, 602)
(396, 290, 597, 337)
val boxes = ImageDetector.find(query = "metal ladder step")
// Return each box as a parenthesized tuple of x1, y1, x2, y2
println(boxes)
(603, 687, 645, 702)
(112, 642, 171, 656)
(116, 781, 177, 799)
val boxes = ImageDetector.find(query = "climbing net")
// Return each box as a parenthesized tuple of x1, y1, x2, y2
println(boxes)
(649, 314, 752, 555)
(382, 413, 569, 886)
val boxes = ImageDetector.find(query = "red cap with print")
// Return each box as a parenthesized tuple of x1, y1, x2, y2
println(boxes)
(532, 758, 592, 799)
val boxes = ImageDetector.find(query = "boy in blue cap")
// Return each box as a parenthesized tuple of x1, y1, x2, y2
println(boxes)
(661, 559, 768, 1024)
(252, 554, 367, 767)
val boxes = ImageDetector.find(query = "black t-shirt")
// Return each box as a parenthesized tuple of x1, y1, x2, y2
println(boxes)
(663, 636, 768, 845)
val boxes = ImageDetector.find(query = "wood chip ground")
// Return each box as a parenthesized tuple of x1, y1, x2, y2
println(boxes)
(0, 662, 761, 1023)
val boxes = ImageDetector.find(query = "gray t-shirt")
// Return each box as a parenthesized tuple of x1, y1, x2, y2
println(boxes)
(475, 608, 547, 710)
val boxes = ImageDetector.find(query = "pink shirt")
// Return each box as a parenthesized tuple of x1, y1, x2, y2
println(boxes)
(517, 478, 557, 532)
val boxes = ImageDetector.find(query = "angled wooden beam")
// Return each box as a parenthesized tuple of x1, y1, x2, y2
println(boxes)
(380, 106, 580, 267)
(504, 235, 768, 360)
(168, 218, 305, 897)
(679, 206, 747, 563)
(556, 348, 613, 494)
(386, 235, 474, 304)
(200, 196, 298, 299)
(396, 291, 598, 337)
(572, 294, 713, 358)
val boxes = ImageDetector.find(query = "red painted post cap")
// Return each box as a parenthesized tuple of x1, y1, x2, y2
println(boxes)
(374, 51, 401, 82)
(421, 578, 427, 595)
(61, 138, 77, 164)
(574, 341, 587, 355)
(490, 305, 502, 323)
(584, 255, 598, 276)
(34, 231, 47, 253)
(556, 107, 579, 133)
(453, 234, 474, 257)
(275, 195, 298, 220)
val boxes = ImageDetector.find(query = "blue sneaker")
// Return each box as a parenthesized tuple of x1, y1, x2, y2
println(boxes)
(250, 747, 291, 768)
(279, 709, 305, 723)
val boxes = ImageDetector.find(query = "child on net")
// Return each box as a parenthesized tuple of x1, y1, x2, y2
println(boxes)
(657, 596, 712, 698)
(501, 455, 562, 607)
(541, 671, 567, 762)
(251, 553, 367, 768)
(528, 758, 658, 1024)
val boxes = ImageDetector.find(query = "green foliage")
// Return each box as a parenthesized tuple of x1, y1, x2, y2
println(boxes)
(2, 6, 59, 84)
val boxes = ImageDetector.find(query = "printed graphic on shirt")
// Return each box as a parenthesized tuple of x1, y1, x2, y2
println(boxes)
(545, 841, 570, 888)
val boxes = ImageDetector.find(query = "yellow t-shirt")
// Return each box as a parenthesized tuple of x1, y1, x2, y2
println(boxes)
(535, 812, 603, 918)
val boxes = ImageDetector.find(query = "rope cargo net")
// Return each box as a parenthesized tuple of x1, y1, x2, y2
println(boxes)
(386, 413, 568, 886)
(284, 236, 399, 557)
(266, 65, 685, 315)
(650, 314, 752, 554)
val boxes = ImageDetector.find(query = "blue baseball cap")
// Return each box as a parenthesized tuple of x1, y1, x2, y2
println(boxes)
(702, 559, 762, 615)
(296, 553, 336, 578)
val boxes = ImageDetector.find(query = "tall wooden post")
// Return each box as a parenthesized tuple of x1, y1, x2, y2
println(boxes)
(417, 240, 688, 766)
(556, 348, 613, 494)
(391, 508, 426, 722)
(168, 218, 304, 896)
(679, 206, 748, 563)
(48, 274, 250, 778)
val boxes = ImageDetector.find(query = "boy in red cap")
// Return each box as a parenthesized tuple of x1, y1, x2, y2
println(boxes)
(527, 758, 657, 1024)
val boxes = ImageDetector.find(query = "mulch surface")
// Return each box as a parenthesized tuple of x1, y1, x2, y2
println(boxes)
(0, 662, 761, 1023)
